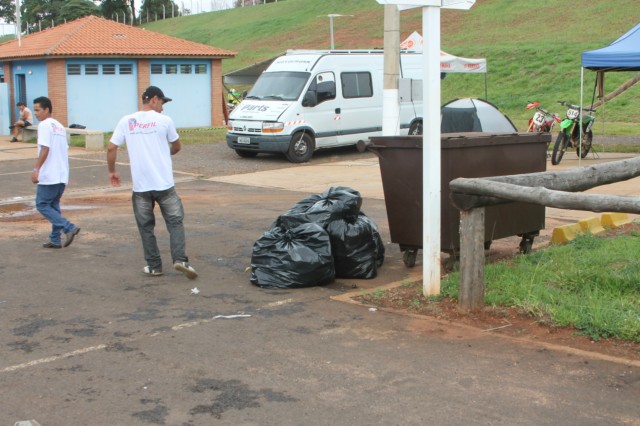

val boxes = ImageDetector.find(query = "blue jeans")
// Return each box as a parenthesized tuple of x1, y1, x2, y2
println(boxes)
(36, 183, 76, 245)
(132, 187, 188, 271)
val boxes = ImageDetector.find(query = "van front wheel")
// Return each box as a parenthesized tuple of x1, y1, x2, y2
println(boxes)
(286, 132, 315, 163)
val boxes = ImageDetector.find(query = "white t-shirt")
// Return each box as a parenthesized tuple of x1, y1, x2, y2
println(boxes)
(37, 118, 69, 185)
(110, 110, 180, 192)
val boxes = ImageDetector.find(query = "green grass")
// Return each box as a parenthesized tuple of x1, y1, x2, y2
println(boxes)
(141, 0, 640, 133)
(442, 233, 640, 342)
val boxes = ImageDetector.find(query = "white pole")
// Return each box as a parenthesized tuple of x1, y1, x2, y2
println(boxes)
(163, 4, 166, 19)
(329, 15, 334, 49)
(15, 0, 21, 47)
(422, 5, 441, 295)
(382, 5, 400, 136)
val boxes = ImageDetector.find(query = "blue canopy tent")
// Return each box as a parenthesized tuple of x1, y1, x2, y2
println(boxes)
(579, 23, 640, 150)
(581, 22, 640, 111)
(582, 23, 640, 72)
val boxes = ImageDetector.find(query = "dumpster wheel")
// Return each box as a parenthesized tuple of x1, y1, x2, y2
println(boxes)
(518, 232, 538, 254)
(402, 249, 418, 267)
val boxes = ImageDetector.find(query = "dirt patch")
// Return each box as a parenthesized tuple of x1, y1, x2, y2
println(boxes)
(354, 223, 640, 362)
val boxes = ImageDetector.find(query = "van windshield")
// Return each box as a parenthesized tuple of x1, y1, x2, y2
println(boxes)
(245, 71, 310, 101)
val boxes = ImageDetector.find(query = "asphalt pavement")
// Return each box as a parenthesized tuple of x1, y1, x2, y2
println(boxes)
(0, 136, 638, 426)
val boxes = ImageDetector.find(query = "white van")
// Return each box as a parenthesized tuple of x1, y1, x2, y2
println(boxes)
(226, 50, 423, 162)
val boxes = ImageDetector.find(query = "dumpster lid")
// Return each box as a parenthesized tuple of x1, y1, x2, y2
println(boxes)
(368, 132, 551, 150)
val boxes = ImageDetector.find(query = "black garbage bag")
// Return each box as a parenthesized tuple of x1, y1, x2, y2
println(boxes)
(278, 186, 363, 229)
(326, 212, 385, 279)
(250, 222, 335, 289)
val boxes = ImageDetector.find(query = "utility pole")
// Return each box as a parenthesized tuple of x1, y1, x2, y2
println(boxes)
(15, 0, 21, 46)
(382, 5, 400, 136)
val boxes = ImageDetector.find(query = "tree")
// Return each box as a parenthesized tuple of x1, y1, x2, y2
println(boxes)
(0, 0, 15, 24)
(101, 0, 132, 23)
(19, 0, 98, 31)
(60, 0, 100, 22)
(139, 0, 180, 23)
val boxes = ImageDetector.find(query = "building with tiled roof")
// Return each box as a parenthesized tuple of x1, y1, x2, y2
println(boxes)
(0, 15, 235, 133)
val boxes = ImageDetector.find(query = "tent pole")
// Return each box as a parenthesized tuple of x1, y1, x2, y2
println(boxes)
(484, 74, 488, 100)
(579, 67, 584, 166)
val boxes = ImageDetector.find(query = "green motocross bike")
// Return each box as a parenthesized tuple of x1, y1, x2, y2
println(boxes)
(551, 101, 597, 165)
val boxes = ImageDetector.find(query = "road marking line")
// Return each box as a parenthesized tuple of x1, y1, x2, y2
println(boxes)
(0, 344, 107, 373)
(0, 300, 290, 373)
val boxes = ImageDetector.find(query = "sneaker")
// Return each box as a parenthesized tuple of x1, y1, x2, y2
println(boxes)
(63, 227, 80, 247)
(174, 261, 198, 280)
(10, 137, 18, 142)
(143, 266, 163, 276)
(43, 241, 62, 249)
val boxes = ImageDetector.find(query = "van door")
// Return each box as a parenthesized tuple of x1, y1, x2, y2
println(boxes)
(336, 71, 381, 145)
(300, 72, 339, 148)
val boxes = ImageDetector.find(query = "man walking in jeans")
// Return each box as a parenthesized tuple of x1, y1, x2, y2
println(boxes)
(32, 96, 80, 249)
(107, 86, 197, 280)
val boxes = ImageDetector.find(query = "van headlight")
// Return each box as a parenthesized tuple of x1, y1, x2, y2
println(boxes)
(262, 122, 284, 133)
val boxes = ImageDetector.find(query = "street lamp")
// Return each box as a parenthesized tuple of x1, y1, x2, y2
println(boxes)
(318, 14, 353, 50)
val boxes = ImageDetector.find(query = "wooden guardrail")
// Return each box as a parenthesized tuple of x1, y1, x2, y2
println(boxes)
(449, 155, 640, 312)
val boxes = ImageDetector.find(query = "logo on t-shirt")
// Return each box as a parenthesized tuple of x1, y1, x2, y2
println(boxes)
(128, 118, 158, 132)
(51, 122, 65, 135)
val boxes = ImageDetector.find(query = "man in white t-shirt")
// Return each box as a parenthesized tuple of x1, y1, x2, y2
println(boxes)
(31, 96, 80, 249)
(107, 86, 197, 280)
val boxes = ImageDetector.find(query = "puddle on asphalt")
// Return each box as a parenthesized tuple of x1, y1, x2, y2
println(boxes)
(0, 202, 103, 220)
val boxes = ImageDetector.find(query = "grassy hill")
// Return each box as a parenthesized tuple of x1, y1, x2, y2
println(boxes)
(145, 0, 640, 133)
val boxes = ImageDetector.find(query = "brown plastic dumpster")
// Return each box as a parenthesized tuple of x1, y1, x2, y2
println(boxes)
(363, 132, 551, 266)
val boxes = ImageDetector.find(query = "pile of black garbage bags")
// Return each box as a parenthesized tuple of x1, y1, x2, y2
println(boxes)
(250, 186, 385, 289)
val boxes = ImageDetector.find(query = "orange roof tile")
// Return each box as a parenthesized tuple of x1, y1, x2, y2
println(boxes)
(0, 15, 235, 60)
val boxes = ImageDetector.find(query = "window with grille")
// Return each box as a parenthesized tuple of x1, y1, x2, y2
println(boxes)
(85, 64, 99, 75)
(102, 64, 116, 75)
(67, 64, 81, 75)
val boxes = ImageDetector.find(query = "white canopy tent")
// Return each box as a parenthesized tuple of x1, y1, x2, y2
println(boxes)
(400, 30, 488, 98)
(400, 31, 486, 73)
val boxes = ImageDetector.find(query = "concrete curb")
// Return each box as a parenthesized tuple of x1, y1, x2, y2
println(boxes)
(330, 273, 640, 367)
(550, 213, 633, 244)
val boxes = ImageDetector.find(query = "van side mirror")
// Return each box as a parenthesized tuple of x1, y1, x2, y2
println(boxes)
(302, 91, 317, 107)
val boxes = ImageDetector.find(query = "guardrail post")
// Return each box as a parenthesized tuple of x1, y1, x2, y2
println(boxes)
(459, 207, 485, 312)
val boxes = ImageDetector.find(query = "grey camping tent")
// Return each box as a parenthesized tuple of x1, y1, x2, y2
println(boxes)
(441, 98, 517, 133)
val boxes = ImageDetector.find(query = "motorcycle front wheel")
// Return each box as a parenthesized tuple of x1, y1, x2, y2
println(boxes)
(577, 129, 593, 158)
(551, 132, 570, 165)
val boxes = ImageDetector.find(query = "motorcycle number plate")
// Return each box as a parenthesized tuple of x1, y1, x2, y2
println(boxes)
(237, 136, 251, 144)
(532, 111, 546, 126)
(567, 108, 580, 119)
